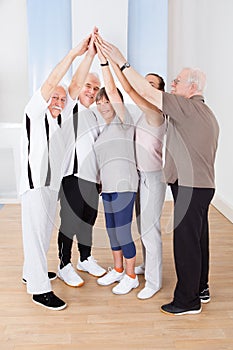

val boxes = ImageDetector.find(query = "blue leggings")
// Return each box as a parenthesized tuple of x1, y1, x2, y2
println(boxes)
(102, 192, 136, 259)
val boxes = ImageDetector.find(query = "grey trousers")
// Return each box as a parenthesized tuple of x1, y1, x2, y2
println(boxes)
(136, 170, 166, 291)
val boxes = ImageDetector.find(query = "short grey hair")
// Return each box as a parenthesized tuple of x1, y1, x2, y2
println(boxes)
(186, 68, 206, 93)
(58, 83, 68, 95)
(88, 72, 101, 84)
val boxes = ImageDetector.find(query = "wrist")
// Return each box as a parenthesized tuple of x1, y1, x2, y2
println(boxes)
(120, 62, 131, 72)
(86, 51, 95, 59)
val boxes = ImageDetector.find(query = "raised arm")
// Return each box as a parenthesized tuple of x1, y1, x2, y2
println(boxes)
(99, 39, 163, 111)
(95, 38, 125, 123)
(68, 27, 98, 100)
(109, 60, 164, 126)
(41, 35, 91, 102)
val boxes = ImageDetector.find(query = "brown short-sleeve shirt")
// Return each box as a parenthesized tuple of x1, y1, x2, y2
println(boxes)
(162, 93, 219, 188)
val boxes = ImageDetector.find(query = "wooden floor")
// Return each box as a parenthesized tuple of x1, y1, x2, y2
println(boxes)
(0, 202, 233, 350)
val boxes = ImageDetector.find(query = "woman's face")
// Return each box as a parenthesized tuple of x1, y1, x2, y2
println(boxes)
(96, 96, 115, 123)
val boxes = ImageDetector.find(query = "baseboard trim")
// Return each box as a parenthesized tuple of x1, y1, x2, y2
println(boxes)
(1, 192, 233, 224)
(212, 193, 233, 223)
(0, 197, 20, 204)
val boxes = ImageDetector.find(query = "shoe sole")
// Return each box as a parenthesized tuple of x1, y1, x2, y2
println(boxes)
(137, 291, 157, 300)
(112, 282, 139, 295)
(77, 267, 106, 278)
(200, 297, 211, 304)
(49, 275, 57, 281)
(32, 298, 67, 311)
(57, 274, 84, 288)
(160, 306, 202, 316)
(97, 277, 123, 286)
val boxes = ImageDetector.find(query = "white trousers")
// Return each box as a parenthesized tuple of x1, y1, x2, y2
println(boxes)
(137, 171, 166, 291)
(21, 187, 58, 294)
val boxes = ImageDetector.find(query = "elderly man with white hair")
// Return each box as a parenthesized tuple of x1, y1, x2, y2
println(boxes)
(20, 32, 98, 311)
(99, 39, 219, 316)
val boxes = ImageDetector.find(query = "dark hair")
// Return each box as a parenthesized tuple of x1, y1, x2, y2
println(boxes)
(145, 73, 165, 92)
(96, 87, 124, 103)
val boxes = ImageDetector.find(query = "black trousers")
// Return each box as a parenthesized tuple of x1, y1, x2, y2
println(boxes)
(170, 181, 215, 308)
(58, 175, 100, 266)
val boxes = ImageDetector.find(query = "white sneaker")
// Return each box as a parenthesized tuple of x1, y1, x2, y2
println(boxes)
(137, 287, 158, 300)
(57, 263, 84, 287)
(135, 264, 145, 275)
(77, 256, 106, 277)
(112, 274, 139, 295)
(97, 268, 124, 286)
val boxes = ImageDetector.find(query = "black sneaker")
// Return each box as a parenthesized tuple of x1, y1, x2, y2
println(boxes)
(160, 301, 202, 316)
(32, 291, 67, 310)
(200, 288, 211, 303)
(22, 271, 57, 284)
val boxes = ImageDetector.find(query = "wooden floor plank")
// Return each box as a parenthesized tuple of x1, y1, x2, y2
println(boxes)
(0, 203, 232, 349)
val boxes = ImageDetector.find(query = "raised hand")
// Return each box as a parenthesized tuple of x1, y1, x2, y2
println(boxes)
(94, 36, 107, 64)
(72, 34, 91, 57)
(98, 40, 126, 67)
(87, 27, 99, 57)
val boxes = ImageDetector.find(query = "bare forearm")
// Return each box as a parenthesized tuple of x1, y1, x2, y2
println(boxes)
(69, 52, 94, 99)
(100, 40, 163, 110)
(101, 65, 118, 98)
(41, 35, 90, 102)
(123, 66, 163, 110)
(41, 48, 78, 101)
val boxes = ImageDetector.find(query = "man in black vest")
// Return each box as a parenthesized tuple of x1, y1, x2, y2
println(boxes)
(57, 70, 107, 287)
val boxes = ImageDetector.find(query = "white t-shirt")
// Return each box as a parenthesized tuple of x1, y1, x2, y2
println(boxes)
(94, 112, 138, 193)
(19, 88, 76, 195)
(64, 102, 100, 184)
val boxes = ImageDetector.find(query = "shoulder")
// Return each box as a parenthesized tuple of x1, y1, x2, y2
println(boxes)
(24, 88, 49, 120)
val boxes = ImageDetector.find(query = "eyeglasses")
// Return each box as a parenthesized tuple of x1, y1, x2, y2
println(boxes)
(172, 78, 181, 85)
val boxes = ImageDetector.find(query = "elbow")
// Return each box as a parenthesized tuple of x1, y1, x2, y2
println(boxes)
(69, 80, 83, 97)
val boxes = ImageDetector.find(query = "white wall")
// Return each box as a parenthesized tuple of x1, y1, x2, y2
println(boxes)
(71, 0, 128, 83)
(0, 0, 29, 123)
(0, 0, 28, 202)
(167, 0, 233, 222)
(1, 0, 233, 223)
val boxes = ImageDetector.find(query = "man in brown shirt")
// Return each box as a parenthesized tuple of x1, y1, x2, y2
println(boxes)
(99, 40, 219, 315)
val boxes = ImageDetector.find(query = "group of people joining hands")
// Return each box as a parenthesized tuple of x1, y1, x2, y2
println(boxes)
(20, 27, 219, 316)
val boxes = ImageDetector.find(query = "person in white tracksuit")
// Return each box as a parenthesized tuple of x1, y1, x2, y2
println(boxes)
(20, 30, 99, 310)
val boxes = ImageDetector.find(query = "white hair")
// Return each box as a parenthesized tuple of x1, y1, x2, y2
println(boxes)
(186, 67, 206, 93)
(57, 83, 68, 95)
(88, 71, 101, 84)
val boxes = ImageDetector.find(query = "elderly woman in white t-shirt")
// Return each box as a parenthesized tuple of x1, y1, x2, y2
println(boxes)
(93, 38, 139, 295)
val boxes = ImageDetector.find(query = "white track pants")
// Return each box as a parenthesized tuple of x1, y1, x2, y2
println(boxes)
(21, 187, 58, 294)
(137, 171, 166, 291)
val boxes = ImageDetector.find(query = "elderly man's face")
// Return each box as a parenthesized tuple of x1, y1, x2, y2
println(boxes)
(48, 86, 67, 118)
(171, 69, 193, 98)
(79, 73, 100, 108)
